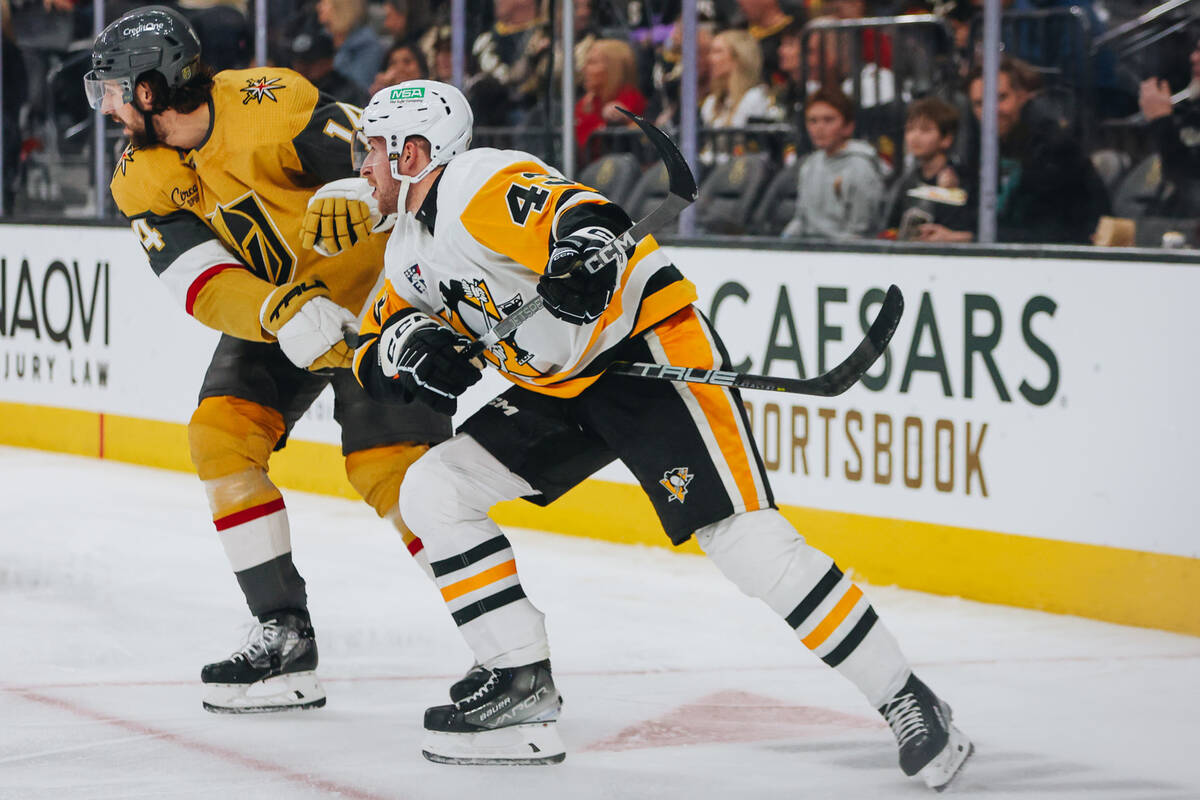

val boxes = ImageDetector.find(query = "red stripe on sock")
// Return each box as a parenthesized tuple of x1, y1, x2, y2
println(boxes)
(407, 537, 424, 556)
(214, 497, 286, 531)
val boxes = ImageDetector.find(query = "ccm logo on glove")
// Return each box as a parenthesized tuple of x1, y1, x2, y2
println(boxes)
(537, 226, 629, 325)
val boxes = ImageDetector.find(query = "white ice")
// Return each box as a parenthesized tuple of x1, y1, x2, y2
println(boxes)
(2, 446, 1198, 800)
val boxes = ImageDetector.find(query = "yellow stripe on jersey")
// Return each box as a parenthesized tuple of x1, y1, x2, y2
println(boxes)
(459, 162, 606, 272)
(651, 306, 766, 512)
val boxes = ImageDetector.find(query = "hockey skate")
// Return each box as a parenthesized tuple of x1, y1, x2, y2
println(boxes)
(879, 673, 973, 791)
(422, 660, 565, 765)
(200, 610, 326, 714)
(451, 662, 564, 711)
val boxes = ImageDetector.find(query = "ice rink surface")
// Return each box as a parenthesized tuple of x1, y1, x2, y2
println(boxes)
(2, 445, 1198, 800)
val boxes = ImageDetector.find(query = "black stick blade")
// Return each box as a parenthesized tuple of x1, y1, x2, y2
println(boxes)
(799, 283, 904, 396)
(616, 107, 698, 201)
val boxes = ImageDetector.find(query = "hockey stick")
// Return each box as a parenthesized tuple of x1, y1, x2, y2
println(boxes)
(606, 284, 904, 397)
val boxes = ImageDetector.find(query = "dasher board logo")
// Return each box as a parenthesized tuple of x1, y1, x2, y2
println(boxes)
(391, 87, 425, 100)
(241, 76, 285, 105)
(660, 467, 694, 504)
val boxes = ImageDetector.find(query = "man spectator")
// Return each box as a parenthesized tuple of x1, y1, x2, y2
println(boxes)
(290, 27, 366, 105)
(316, 0, 383, 95)
(1138, 32, 1200, 217)
(783, 85, 888, 239)
(471, 0, 552, 122)
(883, 96, 975, 242)
(966, 57, 1109, 244)
(737, 0, 798, 90)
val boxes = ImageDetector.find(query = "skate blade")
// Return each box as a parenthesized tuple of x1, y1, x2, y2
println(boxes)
(421, 721, 566, 766)
(921, 724, 974, 792)
(202, 670, 326, 714)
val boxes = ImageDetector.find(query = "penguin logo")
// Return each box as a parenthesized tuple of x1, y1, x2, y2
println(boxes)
(659, 467, 694, 504)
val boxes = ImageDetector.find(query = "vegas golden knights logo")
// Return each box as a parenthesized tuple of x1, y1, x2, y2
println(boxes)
(208, 192, 296, 284)
(660, 467, 694, 504)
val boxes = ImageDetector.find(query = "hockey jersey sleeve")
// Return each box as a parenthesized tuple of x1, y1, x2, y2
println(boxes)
(352, 278, 414, 398)
(459, 160, 613, 273)
(283, 93, 364, 187)
(111, 147, 277, 342)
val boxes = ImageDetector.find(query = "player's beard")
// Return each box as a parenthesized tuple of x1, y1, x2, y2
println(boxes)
(129, 109, 161, 148)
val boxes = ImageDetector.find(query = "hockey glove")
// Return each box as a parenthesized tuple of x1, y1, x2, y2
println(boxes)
(537, 225, 627, 325)
(301, 177, 396, 257)
(379, 308, 482, 415)
(260, 278, 358, 370)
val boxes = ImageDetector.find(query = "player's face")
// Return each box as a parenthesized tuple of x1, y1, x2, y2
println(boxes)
(359, 136, 402, 215)
(107, 101, 153, 147)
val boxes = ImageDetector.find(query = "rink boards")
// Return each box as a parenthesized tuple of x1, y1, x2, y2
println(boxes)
(0, 223, 1197, 636)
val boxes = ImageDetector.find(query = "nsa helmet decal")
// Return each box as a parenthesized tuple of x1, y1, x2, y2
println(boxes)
(390, 86, 426, 101)
(660, 467, 694, 504)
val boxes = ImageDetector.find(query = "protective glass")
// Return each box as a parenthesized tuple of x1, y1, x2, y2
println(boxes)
(84, 72, 134, 112)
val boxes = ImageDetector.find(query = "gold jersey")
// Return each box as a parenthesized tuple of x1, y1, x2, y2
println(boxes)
(111, 67, 386, 341)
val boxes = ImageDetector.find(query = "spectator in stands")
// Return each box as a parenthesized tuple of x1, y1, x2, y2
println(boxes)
(966, 57, 1109, 244)
(737, 0, 799, 89)
(419, 24, 455, 83)
(783, 85, 888, 239)
(290, 27, 367, 105)
(316, 0, 384, 94)
(381, 0, 429, 46)
(575, 38, 646, 160)
(472, 0, 553, 122)
(1139, 32, 1200, 217)
(2, 0, 27, 211)
(650, 20, 715, 127)
(770, 19, 805, 130)
(178, 0, 250, 72)
(882, 97, 975, 241)
(370, 41, 428, 97)
(701, 29, 780, 163)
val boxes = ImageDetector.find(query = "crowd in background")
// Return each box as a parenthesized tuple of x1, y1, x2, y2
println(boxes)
(1, 0, 1197, 247)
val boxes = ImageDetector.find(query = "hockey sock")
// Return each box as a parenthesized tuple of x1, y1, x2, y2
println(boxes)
(696, 509, 910, 707)
(398, 434, 549, 668)
(203, 468, 307, 617)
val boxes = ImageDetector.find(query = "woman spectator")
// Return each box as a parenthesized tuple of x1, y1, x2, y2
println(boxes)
(316, 0, 384, 94)
(370, 41, 428, 96)
(575, 39, 646, 162)
(701, 29, 779, 163)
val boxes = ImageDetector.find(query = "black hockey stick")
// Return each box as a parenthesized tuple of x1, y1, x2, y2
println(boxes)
(609, 284, 904, 396)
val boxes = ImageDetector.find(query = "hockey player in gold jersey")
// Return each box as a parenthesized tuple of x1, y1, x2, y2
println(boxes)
(347, 80, 972, 788)
(86, 6, 451, 713)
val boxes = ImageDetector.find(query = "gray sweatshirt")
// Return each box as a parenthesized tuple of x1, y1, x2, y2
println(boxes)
(783, 140, 887, 240)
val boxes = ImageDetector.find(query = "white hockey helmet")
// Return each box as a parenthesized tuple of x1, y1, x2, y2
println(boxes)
(354, 80, 473, 185)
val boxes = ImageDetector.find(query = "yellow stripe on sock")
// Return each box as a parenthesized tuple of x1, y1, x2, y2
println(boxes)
(802, 585, 863, 649)
(440, 559, 517, 603)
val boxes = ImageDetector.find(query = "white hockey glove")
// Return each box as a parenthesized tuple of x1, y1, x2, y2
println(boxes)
(260, 278, 358, 370)
(301, 177, 396, 257)
(378, 308, 482, 415)
(537, 225, 627, 325)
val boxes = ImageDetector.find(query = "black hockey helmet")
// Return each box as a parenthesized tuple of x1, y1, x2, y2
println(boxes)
(84, 5, 202, 111)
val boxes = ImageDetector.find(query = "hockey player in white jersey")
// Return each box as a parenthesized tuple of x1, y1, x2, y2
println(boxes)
(340, 80, 973, 788)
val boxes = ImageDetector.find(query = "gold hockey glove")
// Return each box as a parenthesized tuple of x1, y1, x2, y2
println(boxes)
(260, 278, 358, 370)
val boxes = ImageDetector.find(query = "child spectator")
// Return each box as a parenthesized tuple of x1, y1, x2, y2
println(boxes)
(882, 97, 975, 242)
(575, 39, 646, 160)
(783, 86, 888, 239)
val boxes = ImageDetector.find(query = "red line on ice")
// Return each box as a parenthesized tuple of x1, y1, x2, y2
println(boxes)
(6, 687, 400, 800)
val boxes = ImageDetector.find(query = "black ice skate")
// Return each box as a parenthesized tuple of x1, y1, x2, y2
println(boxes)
(451, 662, 564, 711)
(423, 659, 565, 765)
(878, 673, 973, 791)
(200, 610, 326, 714)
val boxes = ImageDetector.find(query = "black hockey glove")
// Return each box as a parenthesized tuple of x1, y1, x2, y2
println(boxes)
(378, 308, 482, 415)
(537, 226, 628, 325)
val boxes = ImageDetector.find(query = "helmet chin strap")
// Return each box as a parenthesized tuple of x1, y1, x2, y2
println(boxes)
(389, 158, 438, 214)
